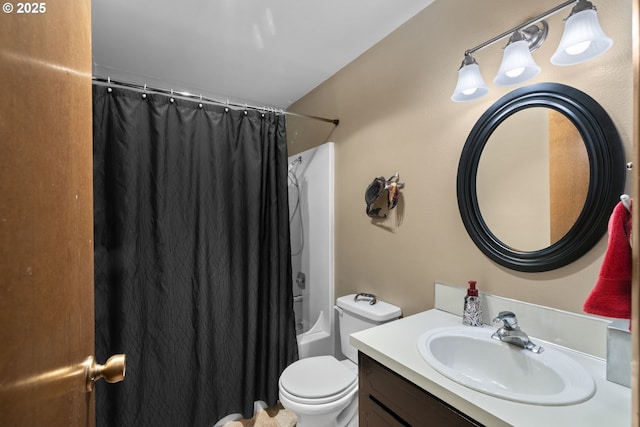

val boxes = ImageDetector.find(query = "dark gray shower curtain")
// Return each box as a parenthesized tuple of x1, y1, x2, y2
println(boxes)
(92, 85, 298, 427)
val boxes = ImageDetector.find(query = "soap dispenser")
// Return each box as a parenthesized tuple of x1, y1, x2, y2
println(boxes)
(463, 280, 483, 327)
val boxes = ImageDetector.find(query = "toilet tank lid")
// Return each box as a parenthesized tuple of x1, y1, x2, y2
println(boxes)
(336, 294, 401, 322)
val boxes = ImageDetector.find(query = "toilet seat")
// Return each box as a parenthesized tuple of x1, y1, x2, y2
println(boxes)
(279, 356, 358, 405)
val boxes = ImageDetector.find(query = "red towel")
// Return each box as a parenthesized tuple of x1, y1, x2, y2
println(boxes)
(583, 201, 632, 319)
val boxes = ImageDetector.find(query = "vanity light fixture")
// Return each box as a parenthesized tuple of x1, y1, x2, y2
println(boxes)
(451, 54, 489, 102)
(493, 23, 546, 87)
(451, 0, 612, 102)
(550, 1, 612, 65)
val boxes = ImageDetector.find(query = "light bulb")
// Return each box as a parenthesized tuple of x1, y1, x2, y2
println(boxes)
(506, 67, 525, 78)
(493, 39, 540, 86)
(565, 40, 592, 55)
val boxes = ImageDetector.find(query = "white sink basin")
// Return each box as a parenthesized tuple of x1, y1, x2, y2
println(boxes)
(417, 326, 595, 405)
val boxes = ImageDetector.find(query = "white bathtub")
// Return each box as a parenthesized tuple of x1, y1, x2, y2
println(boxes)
(296, 310, 333, 359)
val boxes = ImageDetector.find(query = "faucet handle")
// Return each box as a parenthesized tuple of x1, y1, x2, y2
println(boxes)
(493, 311, 518, 329)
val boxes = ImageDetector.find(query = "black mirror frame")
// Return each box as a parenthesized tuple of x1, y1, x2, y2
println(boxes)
(457, 83, 626, 272)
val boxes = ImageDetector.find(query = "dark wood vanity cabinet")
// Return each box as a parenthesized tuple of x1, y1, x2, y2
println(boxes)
(358, 352, 483, 427)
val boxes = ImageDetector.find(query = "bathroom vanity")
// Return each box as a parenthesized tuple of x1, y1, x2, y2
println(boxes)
(351, 305, 631, 427)
(359, 352, 481, 426)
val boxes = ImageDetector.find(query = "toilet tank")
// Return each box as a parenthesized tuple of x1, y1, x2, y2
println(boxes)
(335, 294, 401, 363)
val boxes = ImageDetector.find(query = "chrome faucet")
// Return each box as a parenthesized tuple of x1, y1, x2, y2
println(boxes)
(491, 311, 543, 353)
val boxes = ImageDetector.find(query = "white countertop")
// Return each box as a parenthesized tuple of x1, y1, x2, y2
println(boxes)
(350, 309, 632, 427)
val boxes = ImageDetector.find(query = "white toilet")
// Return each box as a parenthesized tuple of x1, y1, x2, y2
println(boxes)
(278, 294, 401, 427)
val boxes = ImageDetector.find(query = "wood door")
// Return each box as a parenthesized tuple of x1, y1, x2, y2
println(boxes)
(633, 1, 640, 426)
(0, 1, 96, 426)
(548, 109, 589, 244)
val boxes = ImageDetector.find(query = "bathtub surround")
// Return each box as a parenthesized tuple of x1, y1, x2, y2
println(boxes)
(93, 85, 298, 426)
(288, 143, 336, 358)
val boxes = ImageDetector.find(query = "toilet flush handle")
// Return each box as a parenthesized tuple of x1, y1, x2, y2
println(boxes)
(354, 293, 377, 305)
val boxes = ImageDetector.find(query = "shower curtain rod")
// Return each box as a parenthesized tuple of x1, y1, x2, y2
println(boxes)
(92, 76, 340, 126)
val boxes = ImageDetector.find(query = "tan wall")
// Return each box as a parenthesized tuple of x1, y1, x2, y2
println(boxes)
(287, 0, 633, 316)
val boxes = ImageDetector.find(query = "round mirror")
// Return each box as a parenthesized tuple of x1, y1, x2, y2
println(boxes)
(477, 108, 590, 251)
(457, 83, 625, 272)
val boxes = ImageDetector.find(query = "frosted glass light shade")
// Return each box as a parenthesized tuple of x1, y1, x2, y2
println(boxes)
(551, 9, 613, 66)
(451, 63, 489, 102)
(493, 40, 541, 86)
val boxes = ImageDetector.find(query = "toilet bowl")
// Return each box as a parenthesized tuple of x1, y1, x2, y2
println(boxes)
(278, 294, 401, 427)
(279, 356, 358, 427)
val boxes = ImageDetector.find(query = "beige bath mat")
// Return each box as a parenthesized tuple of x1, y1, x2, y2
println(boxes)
(223, 403, 296, 427)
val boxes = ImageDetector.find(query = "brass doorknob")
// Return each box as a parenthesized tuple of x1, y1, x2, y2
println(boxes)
(85, 354, 126, 391)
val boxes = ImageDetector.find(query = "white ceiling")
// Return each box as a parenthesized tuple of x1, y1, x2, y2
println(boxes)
(91, 0, 436, 108)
